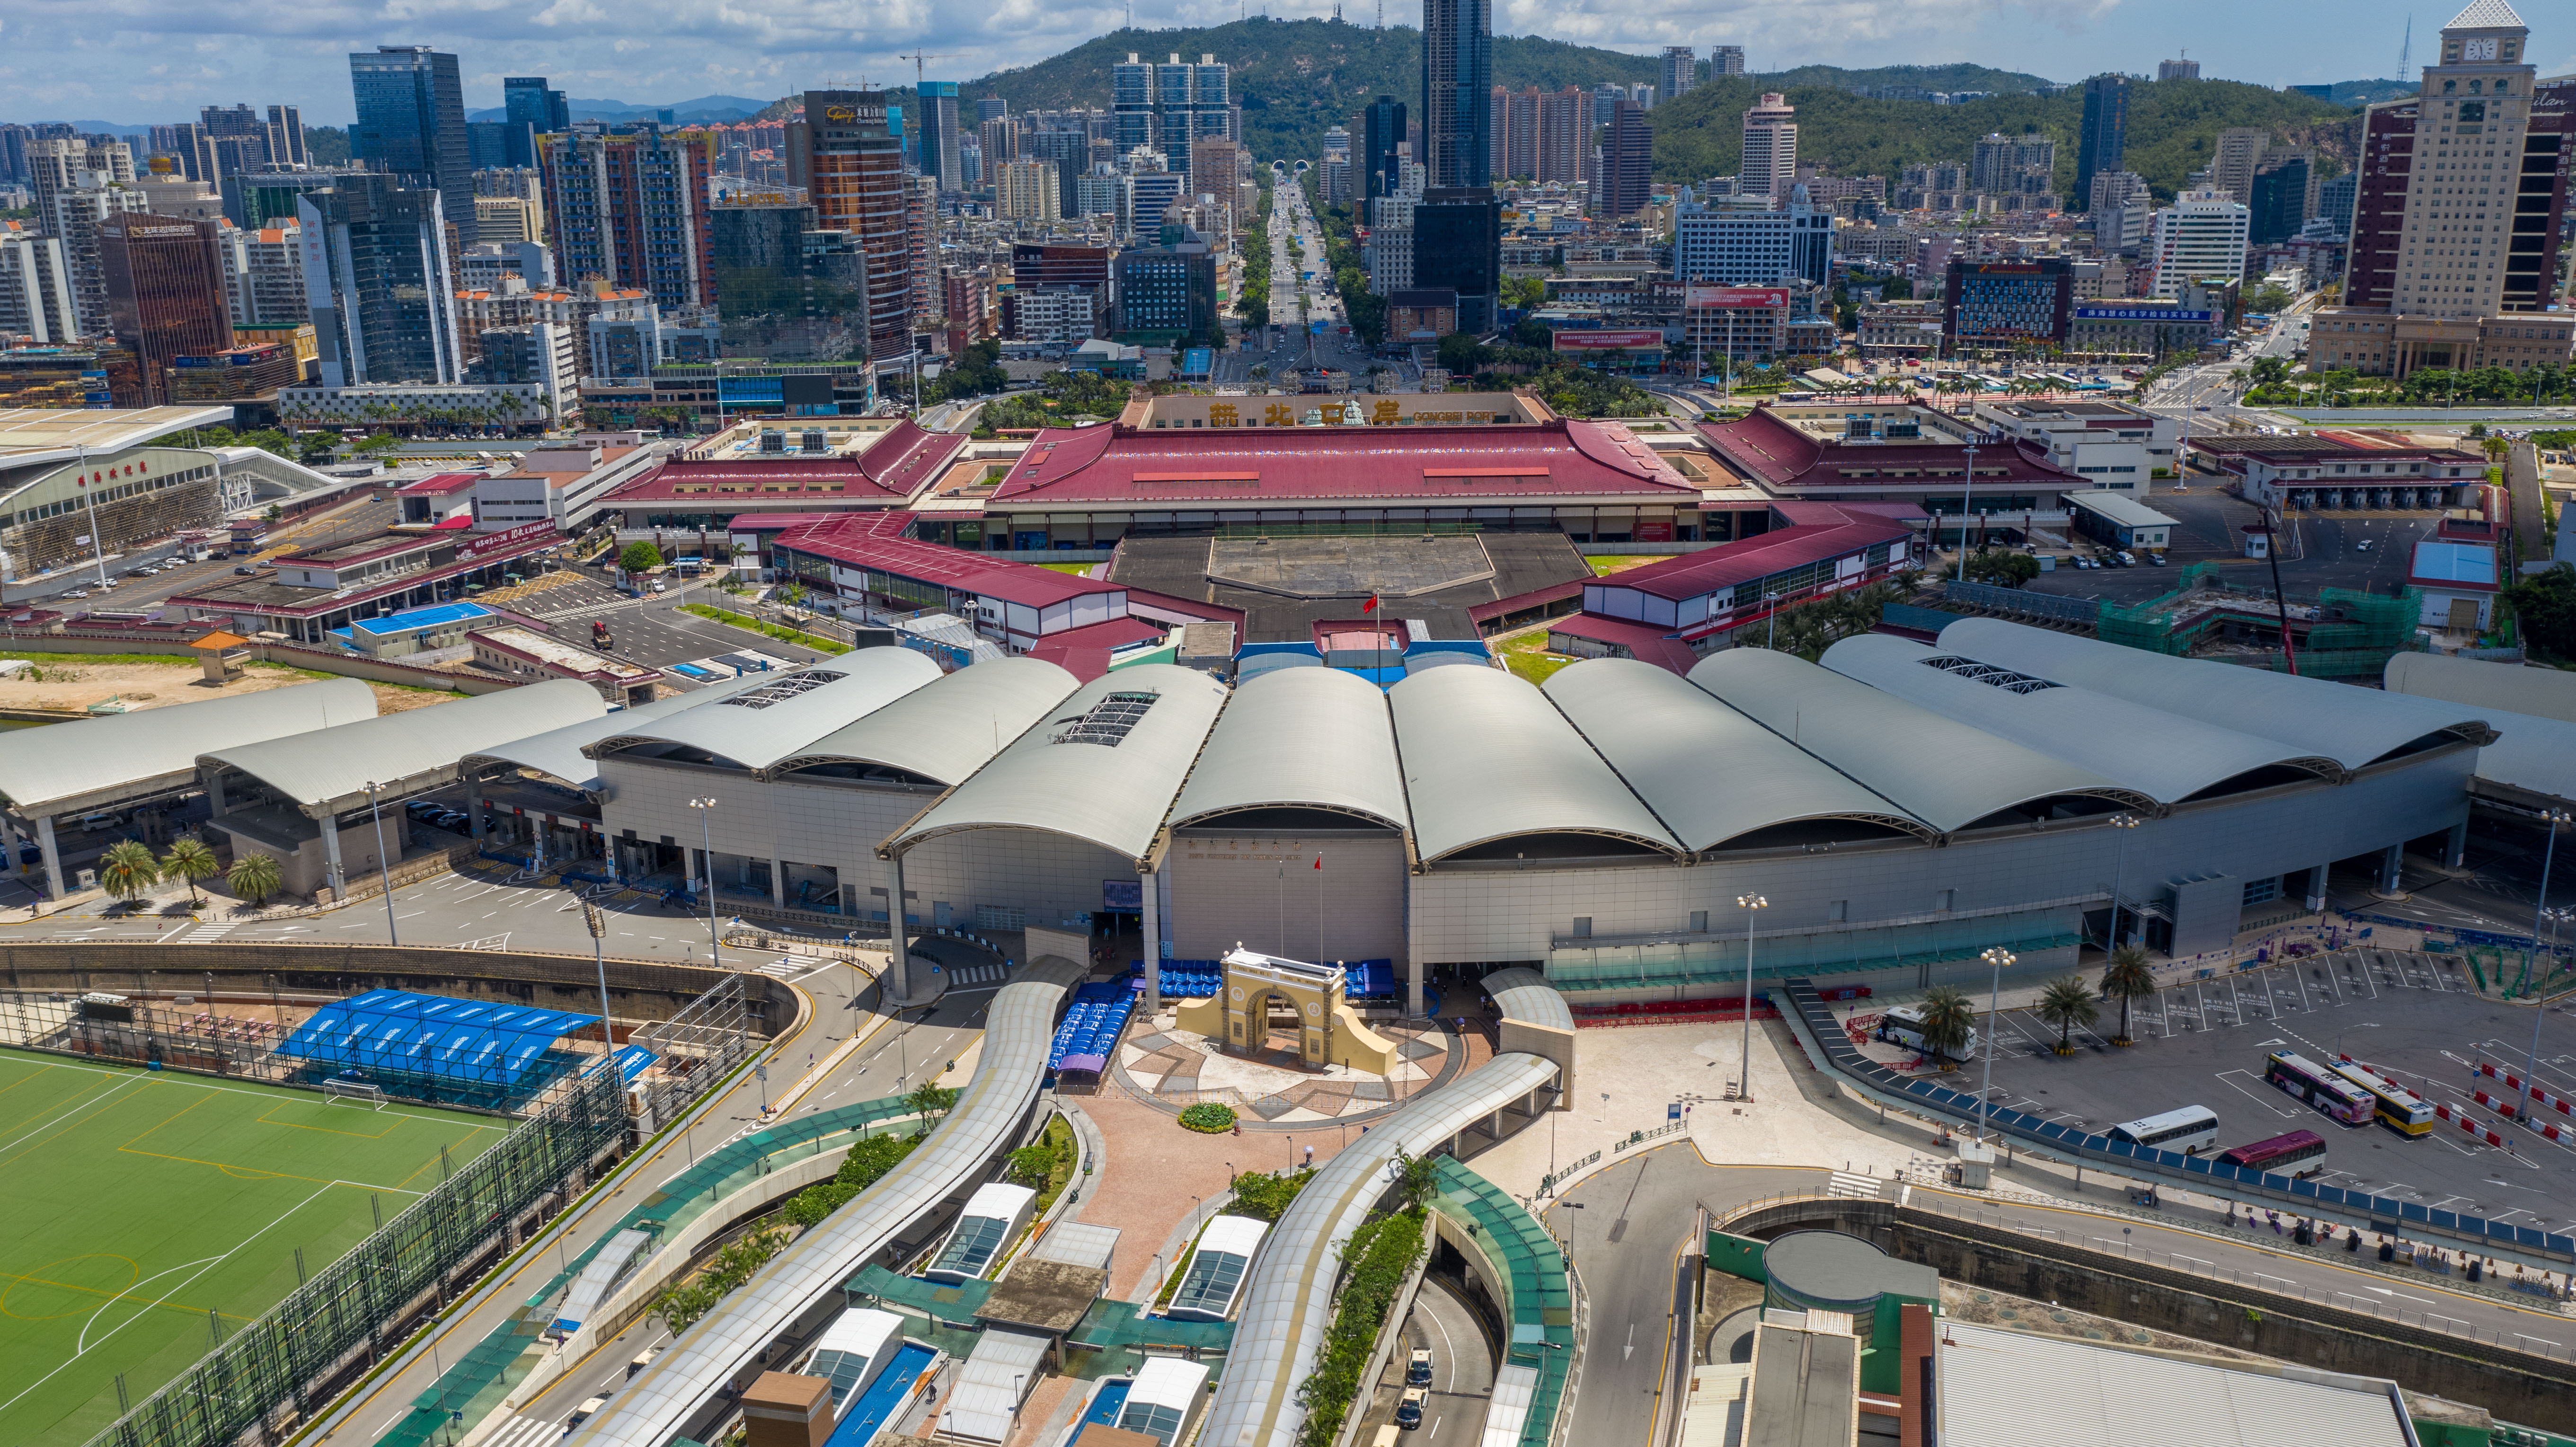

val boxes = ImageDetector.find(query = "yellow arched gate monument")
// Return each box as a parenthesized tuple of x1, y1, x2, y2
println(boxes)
(1175, 946, 1402, 1076)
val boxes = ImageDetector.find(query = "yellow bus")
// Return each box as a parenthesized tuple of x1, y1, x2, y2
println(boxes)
(2331, 1058, 2435, 1136)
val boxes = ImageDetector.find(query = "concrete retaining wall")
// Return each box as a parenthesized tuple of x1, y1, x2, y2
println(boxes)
(1724, 1198, 2576, 1433)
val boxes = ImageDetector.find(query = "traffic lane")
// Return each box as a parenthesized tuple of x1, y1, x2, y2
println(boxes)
(1353, 1273, 1496, 1442)
(1549, 1150, 1832, 1447)
(311, 961, 862, 1447)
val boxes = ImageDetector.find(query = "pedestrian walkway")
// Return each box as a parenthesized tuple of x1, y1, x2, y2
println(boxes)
(942, 960, 1012, 988)
(178, 921, 236, 943)
(1826, 1170, 1884, 1200)
(478, 1416, 560, 1447)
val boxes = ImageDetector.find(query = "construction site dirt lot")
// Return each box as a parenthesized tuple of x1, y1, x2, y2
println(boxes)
(0, 659, 463, 716)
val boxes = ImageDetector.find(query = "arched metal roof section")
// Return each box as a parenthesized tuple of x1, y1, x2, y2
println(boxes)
(1543, 658, 1932, 851)
(887, 663, 1231, 863)
(460, 675, 768, 794)
(0, 678, 375, 817)
(583, 651, 941, 772)
(2386, 649, 2576, 726)
(199, 680, 604, 818)
(1388, 664, 1683, 865)
(1167, 667, 1412, 832)
(1483, 966, 1573, 1031)
(760, 657, 1081, 786)
(574, 953, 1086, 1447)
(1820, 634, 2345, 801)
(1686, 648, 2155, 832)
(1207, 975, 1570, 1447)
(1937, 618, 2496, 769)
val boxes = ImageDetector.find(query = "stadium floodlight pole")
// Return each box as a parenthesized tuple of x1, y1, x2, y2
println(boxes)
(2524, 808, 2571, 1132)
(2105, 813, 2141, 953)
(688, 798, 722, 970)
(364, 781, 398, 945)
(1736, 894, 1767, 1102)
(1977, 947, 2015, 1142)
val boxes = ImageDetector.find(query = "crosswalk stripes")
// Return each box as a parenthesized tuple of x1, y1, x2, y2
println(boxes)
(943, 962, 1012, 987)
(1826, 1171, 1883, 1200)
(757, 955, 824, 980)
(478, 1416, 562, 1447)
(180, 922, 236, 943)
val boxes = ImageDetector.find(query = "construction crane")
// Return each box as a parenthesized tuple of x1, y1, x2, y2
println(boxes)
(898, 50, 955, 93)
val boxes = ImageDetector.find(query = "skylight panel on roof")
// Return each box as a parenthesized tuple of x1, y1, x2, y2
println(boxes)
(1049, 690, 1160, 746)
(721, 670, 845, 708)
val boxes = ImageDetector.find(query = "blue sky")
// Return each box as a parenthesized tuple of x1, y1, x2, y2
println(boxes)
(3, 0, 2565, 125)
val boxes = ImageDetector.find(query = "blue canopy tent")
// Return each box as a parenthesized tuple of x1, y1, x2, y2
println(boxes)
(273, 988, 604, 1110)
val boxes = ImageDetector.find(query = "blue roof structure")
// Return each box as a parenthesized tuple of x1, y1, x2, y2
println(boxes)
(274, 988, 601, 1107)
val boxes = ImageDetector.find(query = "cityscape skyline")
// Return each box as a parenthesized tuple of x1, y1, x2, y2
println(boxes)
(7, 0, 2570, 126)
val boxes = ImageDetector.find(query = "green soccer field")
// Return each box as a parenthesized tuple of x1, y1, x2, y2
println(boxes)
(0, 1048, 510, 1446)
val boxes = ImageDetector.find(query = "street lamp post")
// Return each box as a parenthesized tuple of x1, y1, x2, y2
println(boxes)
(1737, 894, 1767, 1102)
(688, 798, 722, 969)
(1763, 593, 1783, 651)
(2523, 809, 2571, 1132)
(584, 902, 613, 1071)
(363, 781, 398, 945)
(2105, 813, 2141, 953)
(1955, 442, 1980, 582)
(1976, 947, 2015, 1141)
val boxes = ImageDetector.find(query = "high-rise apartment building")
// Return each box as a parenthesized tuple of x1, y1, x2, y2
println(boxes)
(1412, 187, 1500, 331)
(915, 82, 964, 192)
(1599, 100, 1653, 217)
(2088, 170, 2154, 254)
(2144, 185, 2250, 298)
(1537, 88, 1589, 185)
(187, 104, 305, 180)
(1663, 48, 1698, 102)
(1710, 45, 1746, 77)
(28, 138, 146, 336)
(299, 175, 461, 385)
(787, 90, 914, 362)
(906, 174, 937, 327)
(977, 98, 1010, 125)
(2249, 154, 2311, 244)
(1028, 128, 1091, 218)
(997, 160, 1060, 221)
(2075, 74, 2129, 212)
(1741, 93, 1798, 202)
(1673, 193, 1835, 285)
(537, 126, 718, 312)
(1494, 87, 1541, 182)
(2314, 171, 2359, 236)
(1111, 54, 1231, 189)
(350, 46, 475, 243)
(2208, 127, 2270, 203)
(0, 232, 81, 342)
(474, 194, 543, 246)
(2158, 57, 2202, 81)
(1423, 0, 1493, 187)
(1970, 132, 2055, 195)
(98, 213, 234, 406)
(980, 118, 1019, 170)
(217, 220, 307, 327)
(1362, 96, 1408, 199)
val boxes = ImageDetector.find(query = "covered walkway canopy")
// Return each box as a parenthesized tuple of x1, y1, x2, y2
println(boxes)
(761, 657, 1080, 787)
(1389, 663, 1682, 865)
(886, 664, 1230, 863)
(0, 678, 377, 898)
(1938, 618, 2496, 771)
(460, 675, 766, 795)
(1543, 658, 1930, 853)
(1168, 667, 1412, 834)
(584, 651, 940, 774)
(201, 679, 605, 820)
(1688, 648, 2155, 834)
(1822, 635, 2344, 802)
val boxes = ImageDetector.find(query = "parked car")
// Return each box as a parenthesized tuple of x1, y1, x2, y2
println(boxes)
(2147, 552, 2166, 566)
(2116, 551, 2136, 566)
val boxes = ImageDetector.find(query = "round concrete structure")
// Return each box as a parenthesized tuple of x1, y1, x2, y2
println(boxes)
(1762, 1229, 1903, 1315)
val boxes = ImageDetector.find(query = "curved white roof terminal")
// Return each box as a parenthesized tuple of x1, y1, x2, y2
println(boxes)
(584, 650, 940, 772)
(1168, 666, 1410, 831)
(1388, 663, 1682, 864)
(762, 656, 1080, 786)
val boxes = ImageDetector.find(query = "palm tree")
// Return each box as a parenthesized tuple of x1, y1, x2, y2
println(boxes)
(228, 851, 283, 909)
(1913, 986, 1976, 1068)
(159, 837, 218, 909)
(2100, 945, 2158, 1045)
(97, 839, 159, 908)
(2036, 973, 2099, 1055)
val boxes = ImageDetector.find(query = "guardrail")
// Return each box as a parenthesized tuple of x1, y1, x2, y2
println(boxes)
(1780, 978, 2576, 1271)
(1938, 579, 2099, 626)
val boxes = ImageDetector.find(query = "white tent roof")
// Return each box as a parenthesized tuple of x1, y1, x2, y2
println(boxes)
(1168, 666, 1410, 831)
(201, 680, 603, 816)
(0, 678, 376, 817)
(1388, 663, 1681, 864)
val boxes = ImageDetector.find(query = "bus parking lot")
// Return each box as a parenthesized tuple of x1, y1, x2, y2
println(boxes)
(1857, 955, 2576, 1231)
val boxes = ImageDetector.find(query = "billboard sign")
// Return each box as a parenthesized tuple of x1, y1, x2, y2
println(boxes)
(1553, 329, 1668, 350)
(2075, 306, 2213, 323)
(1685, 286, 1789, 309)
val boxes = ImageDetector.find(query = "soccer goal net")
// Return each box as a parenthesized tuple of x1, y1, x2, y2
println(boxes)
(322, 1078, 388, 1109)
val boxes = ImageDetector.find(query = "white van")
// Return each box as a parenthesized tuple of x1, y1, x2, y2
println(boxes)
(1876, 1003, 1979, 1060)
(567, 1396, 608, 1428)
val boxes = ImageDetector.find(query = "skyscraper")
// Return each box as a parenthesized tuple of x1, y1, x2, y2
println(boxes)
(299, 175, 461, 385)
(537, 126, 719, 310)
(1423, 0, 1493, 187)
(2074, 74, 2129, 212)
(1362, 95, 1407, 199)
(1599, 99, 1652, 217)
(1537, 88, 1588, 185)
(2144, 185, 2250, 298)
(350, 46, 475, 243)
(98, 213, 234, 406)
(1741, 93, 1797, 202)
(1500, 87, 1541, 182)
(916, 82, 964, 192)
(786, 90, 913, 362)
(502, 77, 571, 169)
(1108, 55, 1230, 189)
(1662, 47, 1698, 102)
(2248, 154, 2311, 244)
(2158, 56, 2202, 80)
(1711, 45, 1746, 77)
(1413, 187, 1500, 330)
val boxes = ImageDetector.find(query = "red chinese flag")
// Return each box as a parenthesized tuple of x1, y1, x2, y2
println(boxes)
(1362, 593, 1379, 613)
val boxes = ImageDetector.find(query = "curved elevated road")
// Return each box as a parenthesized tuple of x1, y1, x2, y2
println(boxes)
(574, 952, 1085, 1445)
(1205, 969, 1570, 1447)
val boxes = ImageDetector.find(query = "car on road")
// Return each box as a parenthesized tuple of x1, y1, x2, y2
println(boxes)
(1395, 1388, 1427, 1429)
(2355, 538, 2373, 553)
(1406, 1349, 1433, 1385)
(61, 588, 88, 599)
(2116, 551, 2136, 566)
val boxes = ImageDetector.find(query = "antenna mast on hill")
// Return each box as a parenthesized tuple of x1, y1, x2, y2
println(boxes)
(2397, 15, 2413, 82)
